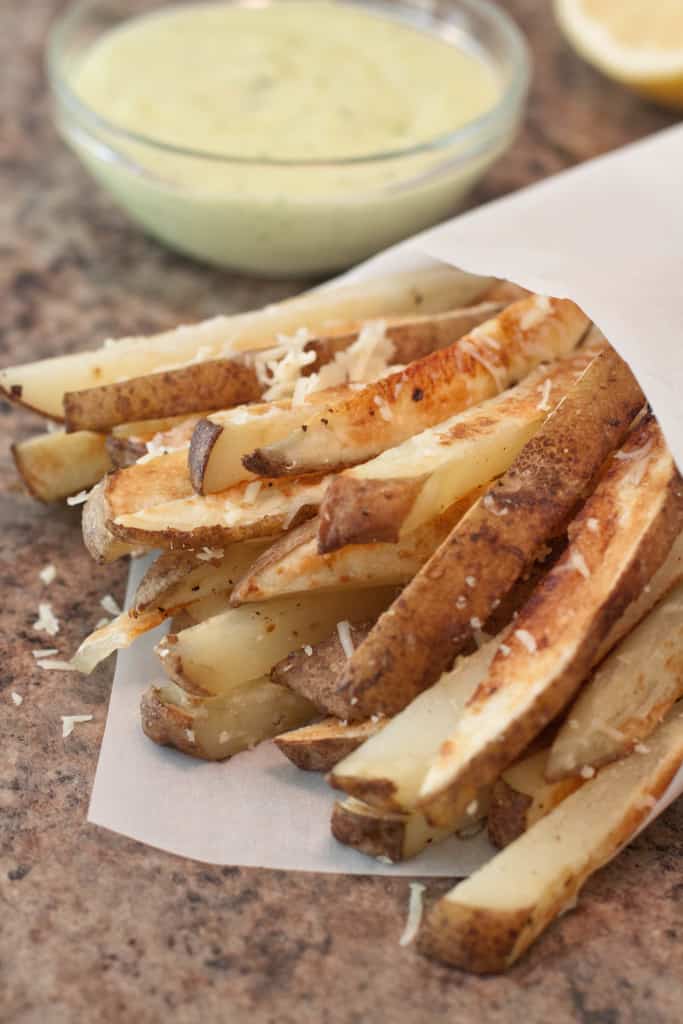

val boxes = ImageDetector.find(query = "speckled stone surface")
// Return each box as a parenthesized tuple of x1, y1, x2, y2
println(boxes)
(1, 2, 682, 1021)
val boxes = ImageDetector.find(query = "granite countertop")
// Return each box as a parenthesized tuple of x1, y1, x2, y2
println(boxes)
(2, 2, 682, 1021)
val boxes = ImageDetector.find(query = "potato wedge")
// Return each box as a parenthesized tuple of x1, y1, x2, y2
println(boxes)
(12, 429, 112, 503)
(231, 499, 472, 604)
(317, 342, 600, 551)
(243, 297, 590, 477)
(331, 797, 456, 862)
(418, 416, 683, 828)
(487, 750, 582, 849)
(330, 346, 645, 720)
(108, 474, 331, 552)
(141, 678, 315, 761)
(71, 541, 269, 673)
(189, 392, 340, 496)
(158, 587, 396, 696)
(104, 452, 194, 518)
(63, 358, 261, 433)
(328, 640, 497, 812)
(548, 580, 683, 780)
(82, 481, 144, 563)
(271, 621, 373, 714)
(418, 708, 683, 973)
(275, 718, 383, 772)
(1, 266, 487, 420)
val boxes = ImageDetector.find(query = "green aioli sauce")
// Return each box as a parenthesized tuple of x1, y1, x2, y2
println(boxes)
(64, 1, 509, 274)
(74, 1, 499, 163)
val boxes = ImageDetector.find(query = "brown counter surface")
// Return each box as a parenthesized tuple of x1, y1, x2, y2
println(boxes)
(2, 2, 682, 1021)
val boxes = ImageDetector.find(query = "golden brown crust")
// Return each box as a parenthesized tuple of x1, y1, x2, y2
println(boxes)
(331, 346, 645, 720)
(63, 358, 261, 433)
(188, 419, 224, 494)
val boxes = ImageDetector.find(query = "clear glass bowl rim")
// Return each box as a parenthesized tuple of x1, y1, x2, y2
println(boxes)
(47, 0, 531, 168)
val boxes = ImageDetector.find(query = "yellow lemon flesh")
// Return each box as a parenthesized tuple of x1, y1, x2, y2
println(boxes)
(555, 0, 683, 109)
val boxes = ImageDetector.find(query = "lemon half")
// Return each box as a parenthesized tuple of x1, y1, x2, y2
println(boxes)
(554, 0, 683, 109)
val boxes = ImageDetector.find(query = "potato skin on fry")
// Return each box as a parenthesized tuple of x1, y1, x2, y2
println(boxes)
(332, 347, 645, 720)
(318, 476, 426, 550)
(331, 800, 406, 862)
(275, 719, 382, 772)
(63, 358, 261, 433)
(82, 480, 142, 563)
(271, 622, 373, 714)
(487, 780, 532, 850)
(188, 419, 224, 493)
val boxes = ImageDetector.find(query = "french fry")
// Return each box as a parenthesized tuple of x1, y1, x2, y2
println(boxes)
(487, 749, 582, 849)
(243, 297, 590, 477)
(189, 392, 342, 496)
(327, 641, 497, 811)
(107, 474, 331, 552)
(231, 498, 473, 604)
(271, 621, 373, 714)
(158, 587, 397, 697)
(104, 452, 194, 518)
(12, 429, 112, 503)
(191, 302, 507, 495)
(317, 342, 600, 551)
(71, 541, 269, 673)
(275, 718, 383, 772)
(329, 346, 645, 720)
(141, 679, 315, 761)
(63, 358, 261, 433)
(82, 481, 143, 563)
(418, 416, 683, 828)
(331, 797, 456, 862)
(1, 266, 487, 420)
(547, 580, 683, 780)
(418, 708, 683, 973)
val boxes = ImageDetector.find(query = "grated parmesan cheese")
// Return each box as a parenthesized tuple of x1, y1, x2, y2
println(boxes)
(537, 378, 553, 412)
(11, 691, 23, 706)
(36, 659, 74, 672)
(466, 799, 479, 817)
(100, 594, 122, 616)
(185, 729, 196, 744)
(483, 493, 508, 516)
(303, 645, 313, 657)
(465, 576, 476, 589)
(515, 628, 537, 654)
(586, 517, 599, 533)
(518, 295, 552, 332)
(459, 338, 507, 393)
(243, 480, 262, 505)
(499, 642, 511, 657)
(34, 603, 59, 636)
(39, 564, 57, 585)
(455, 596, 467, 609)
(32, 647, 59, 659)
(61, 714, 93, 739)
(565, 549, 591, 579)
(336, 620, 354, 658)
(196, 547, 224, 562)
(469, 617, 482, 630)
(580, 765, 596, 780)
(66, 488, 91, 506)
(634, 743, 650, 755)
(350, 696, 358, 706)
(399, 882, 426, 947)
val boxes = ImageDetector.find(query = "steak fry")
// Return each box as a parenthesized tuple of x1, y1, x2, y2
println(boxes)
(331, 346, 645, 719)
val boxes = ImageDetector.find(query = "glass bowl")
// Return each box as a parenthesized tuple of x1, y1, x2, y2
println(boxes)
(48, 0, 530, 278)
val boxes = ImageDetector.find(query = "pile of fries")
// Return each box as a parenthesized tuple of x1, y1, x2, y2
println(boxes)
(5, 265, 683, 974)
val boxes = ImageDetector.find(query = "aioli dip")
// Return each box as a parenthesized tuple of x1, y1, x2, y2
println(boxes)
(56, 0, 524, 274)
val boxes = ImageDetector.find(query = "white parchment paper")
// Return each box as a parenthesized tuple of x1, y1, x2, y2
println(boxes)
(89, 124, 683, 871)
